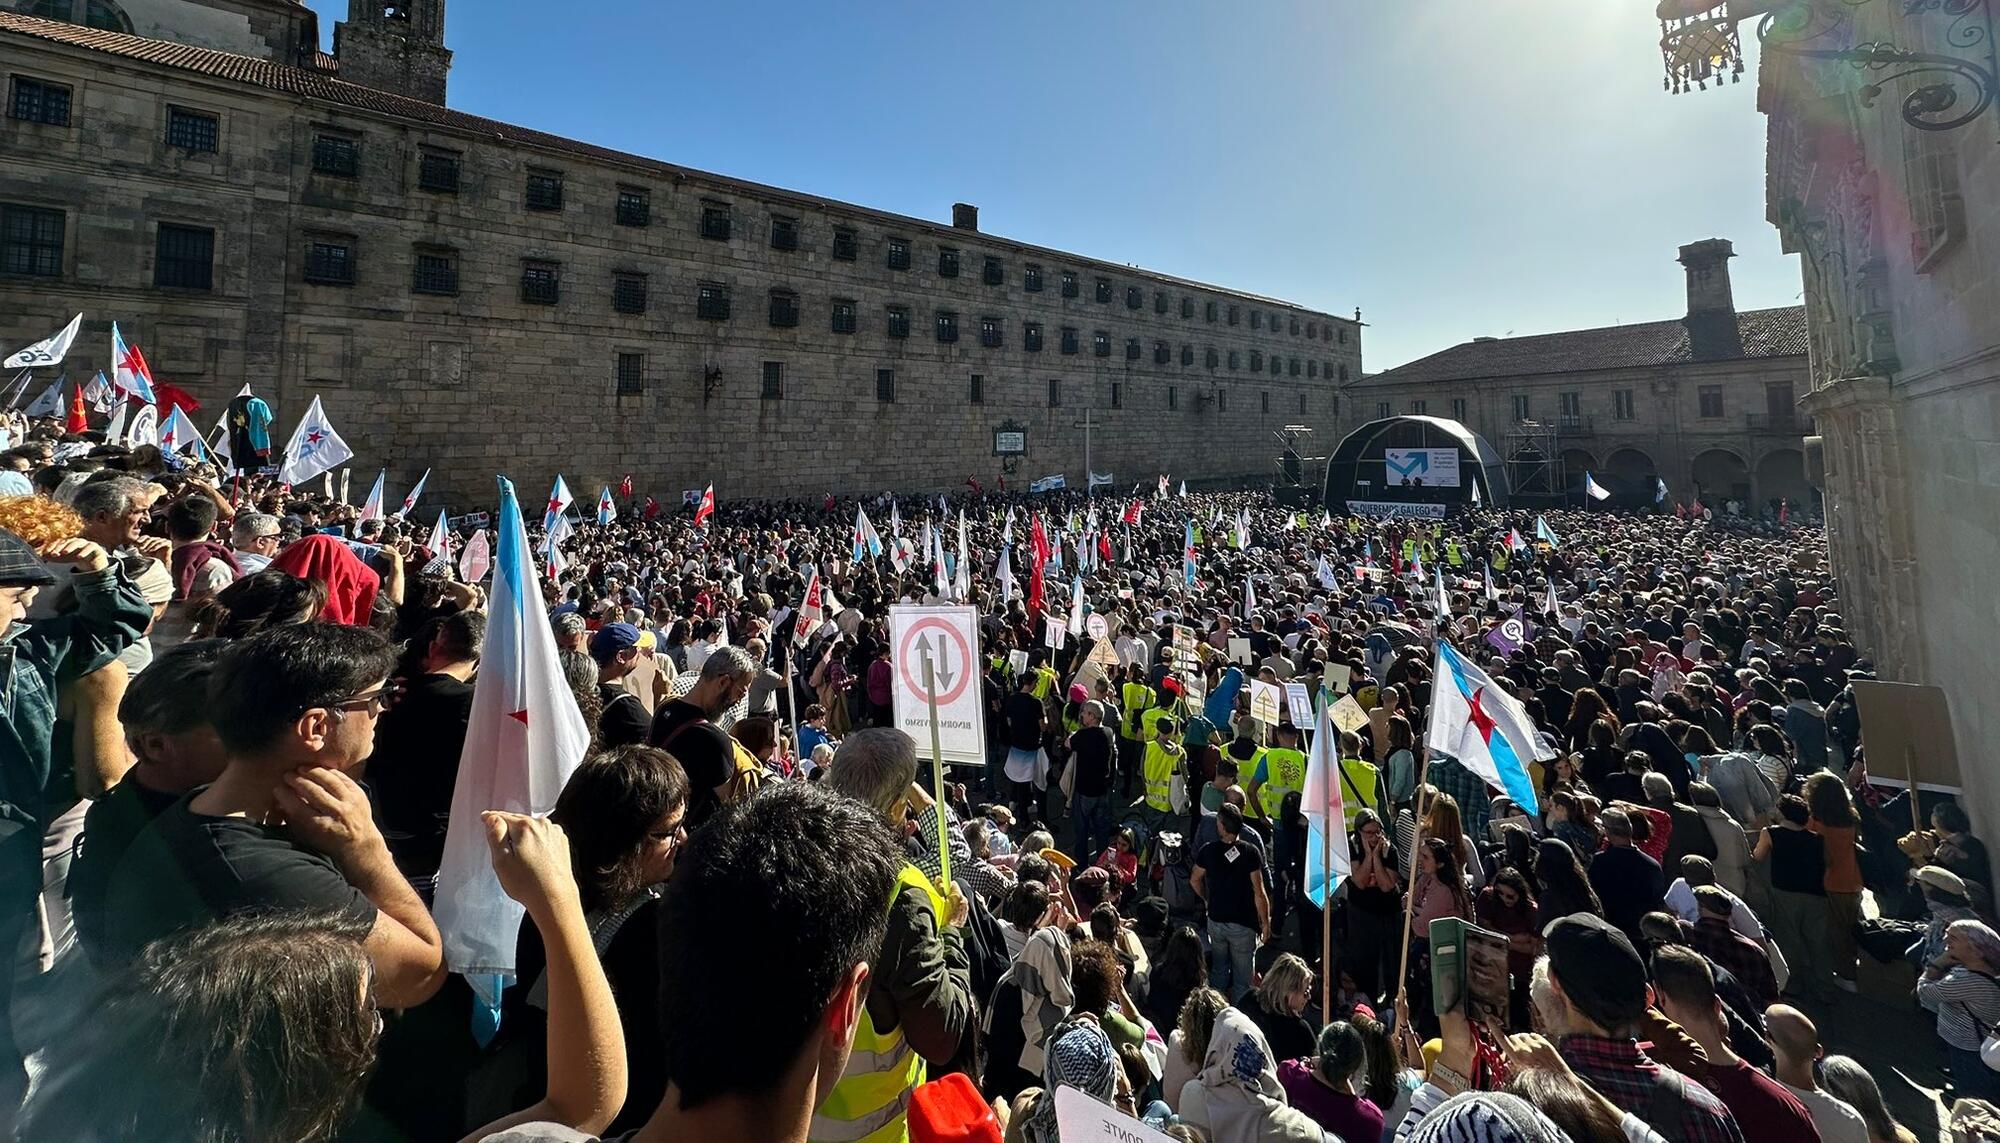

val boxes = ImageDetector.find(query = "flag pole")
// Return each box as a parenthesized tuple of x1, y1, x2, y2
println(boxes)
(782, 633, 803, 776)
(922, 659, 953, 891)
(1317, 715, 1335, 1017)
(1391, 753, 1432, 1022)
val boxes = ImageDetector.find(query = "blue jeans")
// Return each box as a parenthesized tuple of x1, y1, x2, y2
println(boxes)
(1208, 919, 1258, 1002)
(1071, 794, 1111, 861)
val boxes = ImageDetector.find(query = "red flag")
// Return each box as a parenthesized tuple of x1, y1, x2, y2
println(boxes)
(1779, 501, 1789, 524)
(1028, 513, 1050, 616)
(643, 496, 661, 521)
(793, 572, 824, 641)
(64, 381, 87, 434)
(1122, 499, 1142, 526)
(1098, 530, 1113, 562)
(694, 484, 715, 527)
(153, 380, 201, 417)
(619, 474, 633, 498)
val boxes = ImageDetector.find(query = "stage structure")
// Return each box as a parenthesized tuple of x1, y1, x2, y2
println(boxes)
(1323, 415, 1508, 518)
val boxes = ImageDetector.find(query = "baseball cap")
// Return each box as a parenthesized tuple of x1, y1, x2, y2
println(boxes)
(1914, 865, 1969, 897)
(588, 621, 652, 663)
(0, 528, 56, 587)
(1543, 912, 1648, 1030)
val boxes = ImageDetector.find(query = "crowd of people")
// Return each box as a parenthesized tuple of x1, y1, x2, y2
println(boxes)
(0, 408, 1991, 1142)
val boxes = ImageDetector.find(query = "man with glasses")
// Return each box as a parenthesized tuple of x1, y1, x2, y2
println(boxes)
(649, 645, 760, 831)
(229, 512, 282, 574)
(85, 625, 447, 1007)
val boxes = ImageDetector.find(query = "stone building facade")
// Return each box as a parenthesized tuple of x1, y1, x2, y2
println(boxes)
(1684, 0, 2000, 834)
(1344, 240, 1811, 508)
(0, 0, 1361, 507)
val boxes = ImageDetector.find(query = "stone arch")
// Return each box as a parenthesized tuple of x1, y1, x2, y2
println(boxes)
(1756, 447, 1810, 508)
(1558, 447, 1597, 482)
(1692, 448, 1751, 505)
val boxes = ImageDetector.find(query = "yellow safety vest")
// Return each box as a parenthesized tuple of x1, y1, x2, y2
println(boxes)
(1120, 683, 1152, 740)
(1140, 705, 1173, 743)
(1256, 748, 1308, 819)
(1029, 666, 1058, 701)
(1336, 758, 1381, 832)
(811, 864, 946, 1143)
(1143, 741, 1181, 812)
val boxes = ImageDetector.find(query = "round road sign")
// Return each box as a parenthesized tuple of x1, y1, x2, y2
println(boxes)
(896, 616, 975, 706)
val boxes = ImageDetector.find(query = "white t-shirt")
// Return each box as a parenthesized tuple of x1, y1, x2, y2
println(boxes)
(1781, 1082, 1870, 1143)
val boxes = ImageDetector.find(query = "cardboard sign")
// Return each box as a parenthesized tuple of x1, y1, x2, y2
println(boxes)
(1007, 649, 1030, 677)
(1852, 679, 1962, 792)
(887, 605, 986, 766)
(1285, 682, 1314, 727)
(1044, 616, 1066, 650)
(1249, 680, 1283, 725)
(1330, 694, 1370, 735)
(1324, 663, 1351, 696)
(1228, 637, 1254, 665)
(1053, 1085, 1177, 1143)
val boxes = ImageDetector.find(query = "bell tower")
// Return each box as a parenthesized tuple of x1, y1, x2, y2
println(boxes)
(334, 1, 452, 105)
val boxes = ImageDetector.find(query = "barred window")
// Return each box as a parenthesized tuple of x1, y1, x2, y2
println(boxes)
(1096, 278, 1112, 303)
(1154, 291, 1168, 314)
(831, 299, 857, 334)
(616, 353, 645, 396)
(411, 249, 458, 295)
(1153, 341, 1170, 365)
(418, 151, 460, 193)
(1125, 286, 1141, 310)
(1181, 344, 1193, 367)
(770, 216, 799, 251)
(1024, 322, 1043, 352)
(876, 368, 896, 402)
(154, 223, 213, 289)
(768, 288, 799, 328)
(1181, 297, 1194, 319)
(303, 239, 353, 285)
(616, 187, 650, 227)
(1205, 347, 1219, 369)
(696, 282, 731, 321)
(520, 259, 560, 304)
(969, 374, 984, 404)
(1093, 331, 1110, 357)
(887, 238, 911, 269)
(982, 256, 1003, 286)
(980, 317, 1003, 348)
(1227, 304, 1239, 326)
(700, 202, 732, 240)
(1110, 380, 1123, 408)
(1124, 338, 1140, 361)
(312, 135, 359, 177)
(525, 171, 564, 211)
(1024, 264, 1043, 292)
(0, 205, 64, 277)
(1167, 386, 1178, 411)
(166, 106, 217, 152)
(1205, 300, 1218, 322)
(935, 310, 959, 343)
(8, 77, 71, 126)
(613, 272, 648, 315)
(761, 361, 784, 399)
(1251, 310, 1263, 331)
(886, 306, 910, 338)
(1049, 378, 1062, 407)
(1061, 271, 1080, 298)
(832, 227, 858, 261)
(1060, 327, 1079, 355)
(938, 247, 960, 278)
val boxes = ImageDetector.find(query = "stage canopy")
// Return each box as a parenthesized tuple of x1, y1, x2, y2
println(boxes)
(1323, 415, 1508, 517)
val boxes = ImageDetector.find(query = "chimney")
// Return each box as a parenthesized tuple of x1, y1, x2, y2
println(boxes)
(1678, 239, 1742, 360)
(952, 202, 979, 231)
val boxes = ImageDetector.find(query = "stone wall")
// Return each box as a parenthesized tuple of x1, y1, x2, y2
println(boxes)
(0, 30, 1362, 512)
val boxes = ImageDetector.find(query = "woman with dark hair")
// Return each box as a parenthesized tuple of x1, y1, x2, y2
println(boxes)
(1805, 771, 1864, 992)
(1578, 718, 1622, 789)
(190, 567, 328, 640)
(1564, 689, 1617, 754)
(1533, 837, 1603, 923)
(1474, 868, 1540, 1028)
(1547, 789, 1601, 867)
(1754, 793, 1833, 1002)
(1344, 808, 1402, 1003)
(1140, 924, 1206, 1034)
(497, 745, 689, 1135)
(1277, 1021, 1383, 1143)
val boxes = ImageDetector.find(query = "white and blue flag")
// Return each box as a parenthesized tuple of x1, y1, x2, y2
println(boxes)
(596, 486, 616, 526)
(279, 396, 354, 486)
(1428, 640, 1552, 814)
(542, 475, 572, 534)
(1535, 515, 1561, 547)
(400, 469, 431, 517)
(1300, 698, 1350, 908)
(1584, 472, 1611, 502)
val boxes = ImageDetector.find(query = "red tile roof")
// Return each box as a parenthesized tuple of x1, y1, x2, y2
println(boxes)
(1356, 306, 1808, 387)
(0, 10, 1339, 317)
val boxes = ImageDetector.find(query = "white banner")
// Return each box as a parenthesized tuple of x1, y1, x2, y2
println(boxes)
(1029, 474, 1067, 493)
(1385, 447, 1461, 488)
(4, 313, 82, 370)
(1349, 499, 1449, 519)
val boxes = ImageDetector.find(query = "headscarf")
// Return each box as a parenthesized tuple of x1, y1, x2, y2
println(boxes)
(1020, 1016, 1119, 1143)
(1402, 1090, 1573, 1143)
(270, 534, 379, 625)
(1197, 1007, 1327, 1143)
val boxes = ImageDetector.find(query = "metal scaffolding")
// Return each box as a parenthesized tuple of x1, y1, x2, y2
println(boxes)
(1503, 420, 1563, 499)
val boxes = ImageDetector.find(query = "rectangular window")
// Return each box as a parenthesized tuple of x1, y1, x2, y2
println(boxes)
(7, 76, 71, 126)
(1049, 378, 1062, 407)
(1205, 347, 1219, 369)
(1111, 380, 1124, 409)
(613, 272, 648, 314)
(770, 215, 799, 251)
(969, 373, 984, 405)
(303, 239, 353, 285)
(616, 187, 650, 226)
(520, 259, 560, 304)
(886, 306, 910, 338)
(0, 204, 64, 277)
(696, 282, 731, 320)
(1093, 331, 1111, 357)
(700, 201, 732, 240)
(1180, 344, 1193, 367)
(1451, 397, 1467, 421)
(1181, 297, 1194, 319)
(1126, 285, 1142, 310)
(1307, 321, 1319, 339)
(154, 222, 214, 289)
(768, 289, 799, 328)
(1024, 322, 1043, 352)
(935, 310, 959, 343)
(761, 361, 784, 399)
(1906, 129, 1966, 269)
(1410, 400, 1427, 414)
(832, 227, 858, 261)
(1511, 394, 1530, 421)
(1559, 391, 1581, 417)
(1061, 271, 1080, 298)
(980, 317, 1003, 348)
(887, 238, 911, 270)
(831, 299, 857, 334)
(1288, 358, 1300, 377)
(525, 171, 564, 211)
(876, 368, 896, 403)
(1096, 278, 1113, 303)
(1251, 310, 1263, 330)
(1217, 390, 1227, 413)
(165, 105, 218, 152)
(1290, 316, 1301, 335)
(1153, 342, 1170, 365)
(1168, 386, 1178, 410)
(616, 353, 645, 396)
(312, 134, 359, 177)
(1614, 389, 1635, 419)
(937, 247, 959, 278)
(1228, 350, 1240, 371)
(1154, 291, 1168, 315)
(1024, 264, 1043, 292)
(1227, 304, 1240, 326)
(411, 249, 458, 295)
(1124, 338, 1140, 361)
(418, 150, 460, 193)
(982, 256, 1003, 286)
(1339, 328, 1348, 344)
(1377, 402, 1391, 419)
(1261, 391, 1270, 413)
(1297, 393, 1307, 414)
(1249, 350, 1263, 372)
(1061, 327, 1079, 355)
(1308, 362, 1318, 379)
(1205, 300, 1219, 322)
(1698, 385, 1724, 418)
(1338, 364, 1349, 382)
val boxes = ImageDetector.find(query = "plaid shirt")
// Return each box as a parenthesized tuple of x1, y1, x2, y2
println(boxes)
(1428, 754, 1496, 836)
(1560, 1034, 1745, 1143)
(1691, 916, 1779, 1010)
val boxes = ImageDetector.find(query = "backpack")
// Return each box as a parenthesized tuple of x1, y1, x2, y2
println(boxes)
(659, 716, 765, 806)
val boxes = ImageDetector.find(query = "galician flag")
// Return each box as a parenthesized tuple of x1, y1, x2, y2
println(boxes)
(358, 470, 387, 523)
(955, 512, 971, 601)
(596, 487, 616, 526)
(1655, 477, 1669, 505)
(1183, 521, 1199, 588)
(1427, 640, 1551, 814)
(433, 477, 591, 1031)
(1584, 472, 1611, 502)
(1068, 576, 1086, 635)
(108, 323, 158, 403)
(427, 510, 452, 564)
(1506, 528, 1526, 553)
(22, 378, 60, 418)
(542, 475, 572, 534)
(1177, 480, 1187, 498)
(853, 506, 883, 560)
(1234, 508, 1251, 550)
(1543, 580, 1559, 616)
(279, 396, 354, 486)
(160, 405, 211, 461)
(1483, 562, 1499, 603)
(1301, 698, 1350, 908)
(400, 469, 431, 517)
(1535, 515, 1561, 547)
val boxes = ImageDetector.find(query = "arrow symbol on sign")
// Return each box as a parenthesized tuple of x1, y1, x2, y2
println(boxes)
(919, 634, 957, 692)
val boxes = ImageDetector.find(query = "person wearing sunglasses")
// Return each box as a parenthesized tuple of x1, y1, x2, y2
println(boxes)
(83, 624, 447, 1011)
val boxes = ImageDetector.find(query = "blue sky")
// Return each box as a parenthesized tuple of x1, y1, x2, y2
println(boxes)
(305, 1, 1796, 370)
